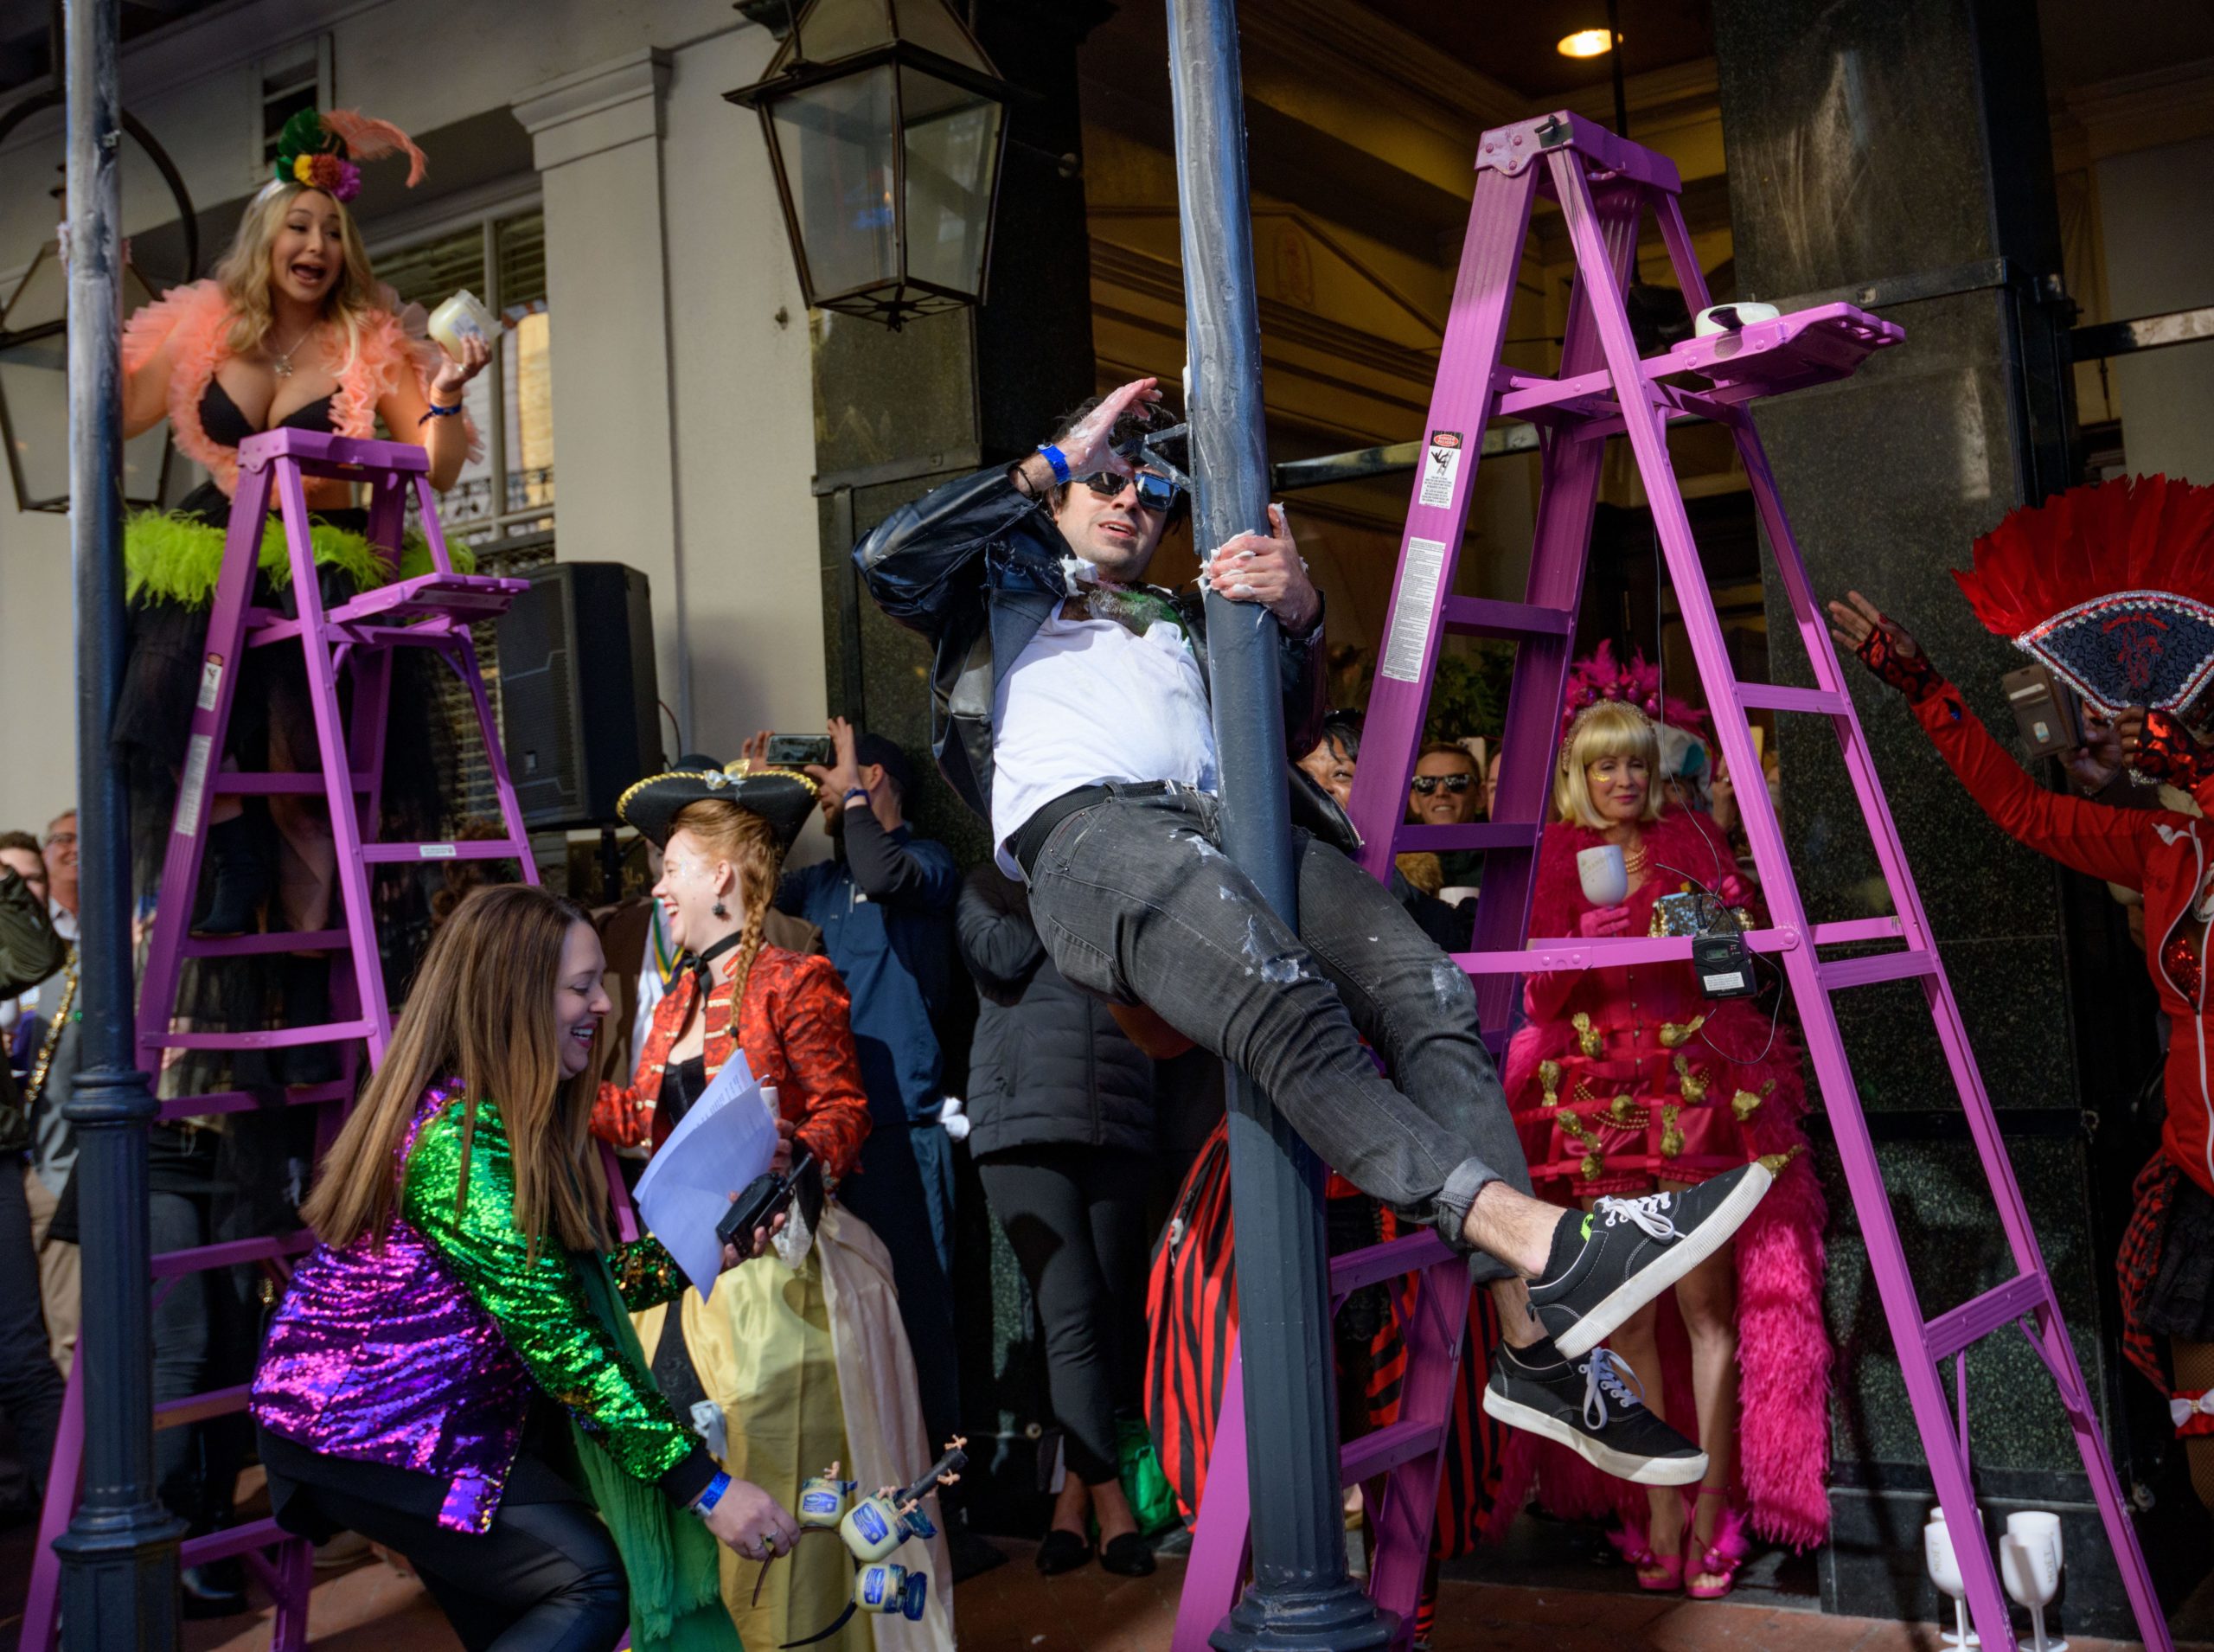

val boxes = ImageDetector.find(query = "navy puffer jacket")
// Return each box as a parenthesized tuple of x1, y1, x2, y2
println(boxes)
(957, 864, 1155, 1157)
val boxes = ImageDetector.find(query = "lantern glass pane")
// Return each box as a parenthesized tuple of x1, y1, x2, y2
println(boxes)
(2, 244, 64, 332)
(888, 0, 991, 71)
(789, 0, 894, 62)
(0, 327, 67, 505)
(900, 67, 1001, 297)
(770, 64, 899, 301)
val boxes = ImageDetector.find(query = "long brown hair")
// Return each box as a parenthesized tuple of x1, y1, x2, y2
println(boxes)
(214, 182, 387, 366)
(301, 884, 608, 1254)
(670, 799, 784, 1009)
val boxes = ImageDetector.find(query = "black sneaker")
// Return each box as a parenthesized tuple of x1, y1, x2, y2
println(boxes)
(1481, 1342, 1707, 1486)
(1530, 1162, 1774, 1360)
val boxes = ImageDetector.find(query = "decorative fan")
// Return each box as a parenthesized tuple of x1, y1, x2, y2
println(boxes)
(1953, 475, 2214, 714)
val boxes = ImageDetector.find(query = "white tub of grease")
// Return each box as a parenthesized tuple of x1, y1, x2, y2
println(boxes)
(427, 290, 498, 361)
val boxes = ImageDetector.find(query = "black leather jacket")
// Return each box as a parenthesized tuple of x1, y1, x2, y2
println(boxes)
(853, 465, 1330, 826)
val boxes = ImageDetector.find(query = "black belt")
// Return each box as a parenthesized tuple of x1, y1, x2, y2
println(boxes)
(1009, 780, 1199, 879)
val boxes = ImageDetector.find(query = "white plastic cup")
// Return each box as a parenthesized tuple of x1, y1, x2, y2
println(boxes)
(2006, 1509, 2064, 1570)
(1577, 844, 1629, 909)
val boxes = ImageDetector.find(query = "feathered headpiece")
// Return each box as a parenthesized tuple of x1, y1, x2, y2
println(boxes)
(269, 108, 427, 205)
(1560, 642, 1707, 741)
(1953, 474, 2214, 715)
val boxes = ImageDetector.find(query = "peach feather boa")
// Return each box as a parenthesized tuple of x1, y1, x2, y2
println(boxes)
(121, 279, 478, 496)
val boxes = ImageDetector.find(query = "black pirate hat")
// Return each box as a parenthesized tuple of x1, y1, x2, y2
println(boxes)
(616, 754, 819, 849)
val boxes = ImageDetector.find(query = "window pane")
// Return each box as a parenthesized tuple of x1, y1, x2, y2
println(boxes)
(770, 66, 899, 300)
(497, 213, 547, 310)
(375, 227, 484, 315)
(900, 67, 998, 296)
(507, 308, 554, 519)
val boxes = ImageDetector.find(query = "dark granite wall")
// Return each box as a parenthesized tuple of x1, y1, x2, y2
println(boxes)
(1715, 0, 2173, 1633)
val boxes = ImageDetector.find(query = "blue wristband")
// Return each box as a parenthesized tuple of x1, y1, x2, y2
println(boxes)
(691, 1470, 732, 1519)
(1035, 443, 1072, 485)
(417, 402, 464, 425)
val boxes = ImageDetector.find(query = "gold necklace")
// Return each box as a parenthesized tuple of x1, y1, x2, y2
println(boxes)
(268, 321, 317, 380)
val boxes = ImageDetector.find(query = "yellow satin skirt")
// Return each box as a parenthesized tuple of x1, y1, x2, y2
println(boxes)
(634, 1249, 870, 1652)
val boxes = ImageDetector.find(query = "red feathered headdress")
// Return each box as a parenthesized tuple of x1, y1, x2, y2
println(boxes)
(1953, 474, 2214, 714)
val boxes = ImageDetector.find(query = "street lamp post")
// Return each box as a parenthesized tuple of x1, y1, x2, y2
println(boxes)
(725, 0, 1013, 329)
(1165, 2, 1391, 1649)
(48, 0, 186, 1643)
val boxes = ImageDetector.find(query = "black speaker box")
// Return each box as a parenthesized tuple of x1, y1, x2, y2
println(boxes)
(497, 562, 664, 829)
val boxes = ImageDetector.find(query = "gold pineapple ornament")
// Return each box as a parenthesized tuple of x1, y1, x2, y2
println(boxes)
(1539, 1060, 1563, 1107)
(1660, 1103, 1686, 1158)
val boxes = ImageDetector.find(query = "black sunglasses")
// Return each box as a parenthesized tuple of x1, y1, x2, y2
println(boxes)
(1078, 469, 1181, 514)
(1410, 773, 1474, 796)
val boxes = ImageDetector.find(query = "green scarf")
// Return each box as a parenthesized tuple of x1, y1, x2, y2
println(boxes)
(122, 509, 474, 607)
(568, 1255, 743, 1652)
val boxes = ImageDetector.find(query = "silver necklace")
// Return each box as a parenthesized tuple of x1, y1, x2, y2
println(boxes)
(268, 321, 317, 380)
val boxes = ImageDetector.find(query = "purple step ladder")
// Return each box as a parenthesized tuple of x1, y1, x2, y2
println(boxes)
(1176, 112, 2171, 1652)
(22, 428, 539, 1652)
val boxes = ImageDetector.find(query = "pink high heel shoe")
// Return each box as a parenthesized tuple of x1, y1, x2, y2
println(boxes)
(1682, 1490, 1750, 1601)
(1609, 1518, 1685, 1592)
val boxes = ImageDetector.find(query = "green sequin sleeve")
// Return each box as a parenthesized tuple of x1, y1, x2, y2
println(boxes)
(609, 1235, 688, 1311)
(402, 1098, 694, 1485)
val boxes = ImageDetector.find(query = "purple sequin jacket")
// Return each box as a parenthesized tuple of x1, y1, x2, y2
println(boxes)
(250, 1082, 698, 1532)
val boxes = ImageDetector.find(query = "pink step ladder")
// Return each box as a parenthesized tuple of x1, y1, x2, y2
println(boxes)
(22, 427, 538, 1651)
(1175, 112, 2171, 1652)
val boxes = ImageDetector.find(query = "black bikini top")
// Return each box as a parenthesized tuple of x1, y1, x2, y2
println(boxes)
(198, 377, 337, 450)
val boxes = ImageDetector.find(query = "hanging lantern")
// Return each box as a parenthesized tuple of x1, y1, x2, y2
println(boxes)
(726, 0, 1013, 328)
(0, 240, 174, 513)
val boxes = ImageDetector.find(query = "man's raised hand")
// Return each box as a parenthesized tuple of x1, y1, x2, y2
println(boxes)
(1058, 378, 1161, 478)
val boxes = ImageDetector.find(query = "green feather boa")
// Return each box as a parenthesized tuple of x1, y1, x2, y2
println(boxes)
(124, 510, 476, 607)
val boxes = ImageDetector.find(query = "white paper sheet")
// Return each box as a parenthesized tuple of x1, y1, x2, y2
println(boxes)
(631, 1053, 777, 1301)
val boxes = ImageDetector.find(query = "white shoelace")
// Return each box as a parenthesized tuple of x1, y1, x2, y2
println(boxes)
(1579, 1348, 1649, 1429)
(1593, 1190, 1679, 1241)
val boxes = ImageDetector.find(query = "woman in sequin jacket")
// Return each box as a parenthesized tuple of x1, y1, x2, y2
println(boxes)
(251, 884, 791, 1652)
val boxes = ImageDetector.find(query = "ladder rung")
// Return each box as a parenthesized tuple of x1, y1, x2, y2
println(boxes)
(213, 772, 374, 795)
(1341, 1417, 1449, 1482)
(1820, 951, 1936, 991)
(1441, 596, 1573, 640)
(152, 1231, 315, 1279)
(1812, 917, 1907, 946)
(1736, 683, 1849, 715)
(157, 1383, 251, 1431)
(155, 1080, 351, 1121)
(1464, 925, 1799, 978)
(1393, 823, 1539, 855)
(180, 1516, 294, 1567)
(1924, 1273, 2052, 1363)
(180, 928, 348, 958)
(362, 840, 527, 864)
(1329, 1231, 1455, 1298)
(149, 1020, 373, 1051)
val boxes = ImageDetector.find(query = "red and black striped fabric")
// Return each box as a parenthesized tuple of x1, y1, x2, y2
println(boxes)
(1144, 1124, 1509, 1555)
(2119, 1148, 2182, 1391)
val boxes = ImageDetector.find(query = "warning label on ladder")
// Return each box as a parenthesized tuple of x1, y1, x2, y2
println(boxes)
(1419, 430, 1464, 509)
(1380, 536, 1448, 682)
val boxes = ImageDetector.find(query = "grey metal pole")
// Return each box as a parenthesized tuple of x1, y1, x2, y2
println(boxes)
(1165, 3, 1389, 1648)
(54, 0, 186, 1643)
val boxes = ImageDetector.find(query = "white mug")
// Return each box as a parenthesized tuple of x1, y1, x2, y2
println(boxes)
(1577, 843, 1629, 909)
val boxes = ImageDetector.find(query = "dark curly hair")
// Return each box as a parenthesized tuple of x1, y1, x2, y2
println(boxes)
(1045, 392, 1191, 528)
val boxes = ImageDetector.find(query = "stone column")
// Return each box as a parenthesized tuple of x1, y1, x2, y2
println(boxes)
(514, 50, 689, 736)
(1714, 0, 2162, 1633)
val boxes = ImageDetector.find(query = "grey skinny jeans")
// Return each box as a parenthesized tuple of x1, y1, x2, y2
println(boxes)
(1023, 787, 1530, 1279)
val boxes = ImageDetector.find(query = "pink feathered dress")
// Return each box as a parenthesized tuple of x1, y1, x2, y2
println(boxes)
(1494, 806, 1833, 1551)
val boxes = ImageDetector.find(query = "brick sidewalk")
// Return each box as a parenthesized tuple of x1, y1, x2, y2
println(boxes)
(153, 1539, 2190, 1652)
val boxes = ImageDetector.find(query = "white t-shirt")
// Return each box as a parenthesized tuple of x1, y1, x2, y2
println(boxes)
(990, 604, 1219, 874)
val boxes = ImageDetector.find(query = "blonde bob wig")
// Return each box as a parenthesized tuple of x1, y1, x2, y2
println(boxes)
(214, 182, 386, 367)
(1554, 700, 1663, 830)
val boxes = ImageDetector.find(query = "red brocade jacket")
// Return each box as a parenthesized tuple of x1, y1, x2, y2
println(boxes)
(1505, 807, 1808, 1199)
(1904, 673, 2214, 1198)
(590, 944, 870, 1182)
